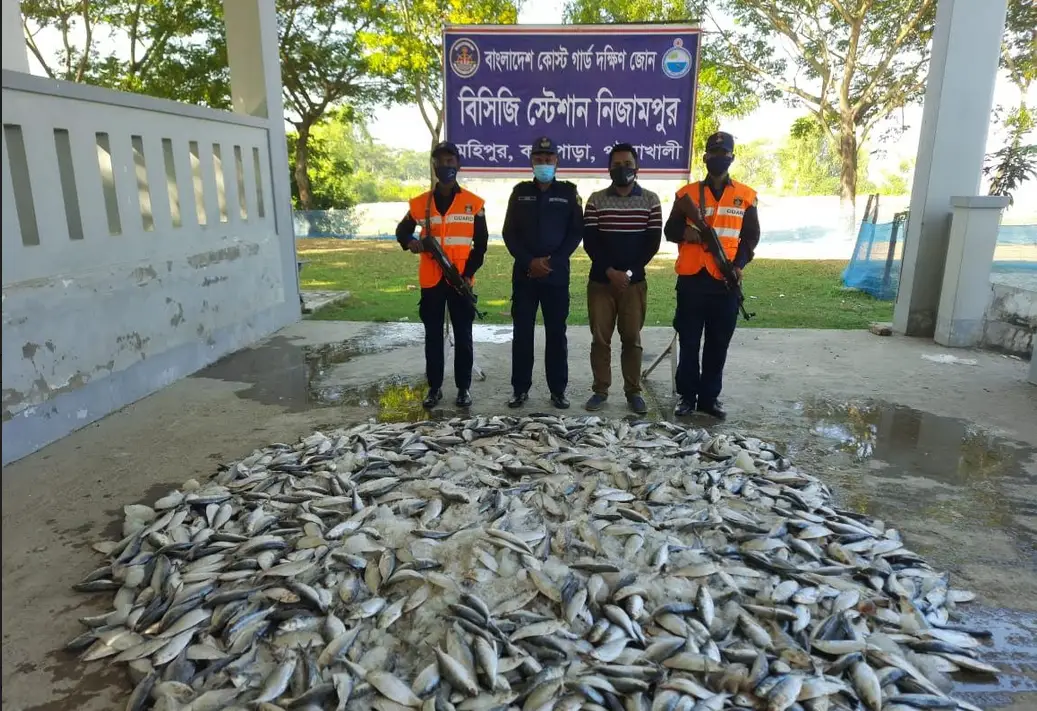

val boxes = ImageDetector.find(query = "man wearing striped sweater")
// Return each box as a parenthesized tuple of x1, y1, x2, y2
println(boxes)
(581, 143, 663, 414)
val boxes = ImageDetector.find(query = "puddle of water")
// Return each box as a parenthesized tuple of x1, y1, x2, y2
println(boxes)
(794, 399, 1034, 485)
(194, 324, 515, 410)
(948, 606, 1037, 708)
(792, 400, 1037, 560)
(343, 322, 514, 352)
(192, 336, 319, 411)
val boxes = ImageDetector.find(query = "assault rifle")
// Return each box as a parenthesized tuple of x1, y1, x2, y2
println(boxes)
(422, 192, 486, 319)
(675, 187, 755, 321)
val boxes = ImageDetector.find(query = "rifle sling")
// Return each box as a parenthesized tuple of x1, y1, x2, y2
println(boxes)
(699, 182, 735, 280)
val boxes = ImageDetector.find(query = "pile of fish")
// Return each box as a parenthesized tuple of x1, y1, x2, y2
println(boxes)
(68, 415, 998, 711)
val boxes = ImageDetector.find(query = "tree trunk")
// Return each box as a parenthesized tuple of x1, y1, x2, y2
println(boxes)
(837, 116, 859, 237)
(837, 117, 859, 207)
(294, 120, 315, 211)
(427, 136, 439, 189)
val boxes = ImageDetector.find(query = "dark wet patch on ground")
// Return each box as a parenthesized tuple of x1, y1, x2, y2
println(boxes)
(950, 606, 1037, 707)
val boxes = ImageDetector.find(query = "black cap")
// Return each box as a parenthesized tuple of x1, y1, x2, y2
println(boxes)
(705, 132, 735, 153)
(431, 141, 459, 159)
(531, 136, 557, 155)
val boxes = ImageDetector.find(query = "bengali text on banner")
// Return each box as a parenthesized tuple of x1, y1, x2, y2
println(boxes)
(442, 25, 701, 178)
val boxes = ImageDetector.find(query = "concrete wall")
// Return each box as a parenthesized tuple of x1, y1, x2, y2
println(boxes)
(1, 70, 300, 465)
(983, 274, 1036, 358)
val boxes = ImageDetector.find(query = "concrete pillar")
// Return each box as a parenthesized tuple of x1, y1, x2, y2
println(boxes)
(892, 0, 1008, 337)
(3, 0, 30, 72)
(222, 0, 300, 316)
(933, 196, 1010, 348)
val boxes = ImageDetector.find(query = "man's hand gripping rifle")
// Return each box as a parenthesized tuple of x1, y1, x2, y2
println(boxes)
(675, 191, 755, 321)
(422, 193, 486, 319)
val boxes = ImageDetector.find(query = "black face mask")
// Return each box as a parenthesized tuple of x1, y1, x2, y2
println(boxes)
(610, 166, 637, 187)
(435, 165, 458, 184)
(705, 156, 733, 177)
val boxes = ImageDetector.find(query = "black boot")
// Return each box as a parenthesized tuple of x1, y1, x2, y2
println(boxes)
(508, 392, 528, 409)
(550, 392, 570, 409)
(697, 400, 727, 420)
(673, 397, 695, 417)
(422, 389, 443, 410)
(455, 389, 472, 408)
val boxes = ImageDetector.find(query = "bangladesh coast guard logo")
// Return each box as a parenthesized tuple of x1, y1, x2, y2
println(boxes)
(449, 38, 480, 79)
(661, 38, 692, 79)
(733, 197, 744, 207)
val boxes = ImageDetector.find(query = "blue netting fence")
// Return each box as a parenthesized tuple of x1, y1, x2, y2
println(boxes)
(842, 211, 909, 300)
(843, 212, 1037, 301)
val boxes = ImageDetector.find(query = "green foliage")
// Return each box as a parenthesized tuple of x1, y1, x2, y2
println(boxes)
(687, 0, 938, 204)
(287, 116, 426, 210)
(728, 139, 777, 190)
(1002, 0, 1037, 88)
(987, 1, 1036, 205)
(726, 118, 910, 197)
(20, 0, 230, 107)
(776, 117, 841, 196)
(562, 0, 758, 160)
(279, 0, 400, 209)
(363, 0, 522, 146)
(985, 103, 1037, 206)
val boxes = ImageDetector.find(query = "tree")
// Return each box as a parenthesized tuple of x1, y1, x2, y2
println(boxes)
(691, 0, 937, 209)
(363, 0, 521, 155)
(288, 112, 427, 209)
(776, 116, 842, 196)
(20, 0, 229, 107)
(21, 0, 401, 211)
(562, 0, 758, 158)
(729, 138, 777, 190)
(279, 0, 396, 210)
(984, 0, 1037, 206)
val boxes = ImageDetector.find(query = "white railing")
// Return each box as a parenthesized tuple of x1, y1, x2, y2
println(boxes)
(2, 69, 297, 463)
(2, 71, 277, 283)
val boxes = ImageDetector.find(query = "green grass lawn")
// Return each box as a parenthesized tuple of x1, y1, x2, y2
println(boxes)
(298, 239, 893, 329)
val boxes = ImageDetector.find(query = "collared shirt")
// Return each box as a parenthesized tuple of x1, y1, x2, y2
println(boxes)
(662, 174, 761, 292)
(394, 184, 489, 278)
(502, 179, 584, 286)
(582, 183, 663, 284)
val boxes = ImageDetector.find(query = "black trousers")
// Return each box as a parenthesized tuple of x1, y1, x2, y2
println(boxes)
(673, 281, 739, 406)
(511, 279, 570, 396)
(419, 280, 474, 392)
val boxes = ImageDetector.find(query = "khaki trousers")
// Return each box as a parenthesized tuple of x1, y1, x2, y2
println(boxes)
(587, 280, 648, 397)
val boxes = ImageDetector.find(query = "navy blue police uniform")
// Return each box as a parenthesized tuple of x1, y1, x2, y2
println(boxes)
(502, 137, 584, 409)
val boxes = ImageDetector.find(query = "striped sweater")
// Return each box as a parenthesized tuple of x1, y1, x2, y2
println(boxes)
(582, 184, 663, 284)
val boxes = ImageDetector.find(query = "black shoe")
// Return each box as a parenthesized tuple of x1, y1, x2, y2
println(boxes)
(550, 392, 570, 409)
(627, 394, 648, 415)
(585, 393, 608, 411)
(455, 389, 472, 408)
(697, 400, 727, 420)
(422, 389, 443, 410)
(508, 392, 528, 409)
(674, 397, 695, 417)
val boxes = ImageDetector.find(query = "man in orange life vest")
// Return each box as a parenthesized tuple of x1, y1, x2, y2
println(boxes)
(394, 141, 489, 410)
(663, 131, 760, 421)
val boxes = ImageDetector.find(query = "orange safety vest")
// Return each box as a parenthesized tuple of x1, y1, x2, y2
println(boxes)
(674, 179, 757, 279)
(408, 188, 485, 289)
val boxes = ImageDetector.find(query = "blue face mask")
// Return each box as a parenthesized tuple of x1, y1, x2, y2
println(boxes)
(435, 165, 458, 184)
(533, 164, 556, 183)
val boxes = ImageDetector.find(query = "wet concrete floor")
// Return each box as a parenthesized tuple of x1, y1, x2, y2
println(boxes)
(3, 323, 1035, 710)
